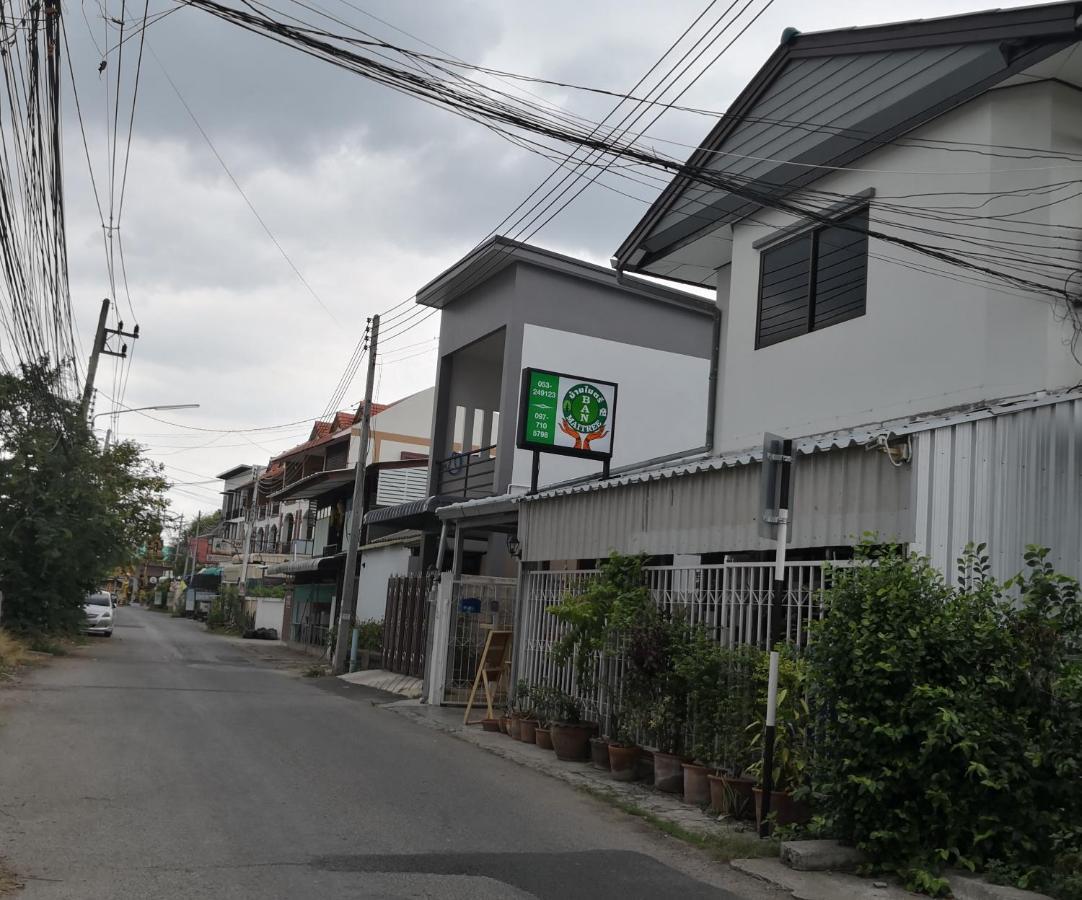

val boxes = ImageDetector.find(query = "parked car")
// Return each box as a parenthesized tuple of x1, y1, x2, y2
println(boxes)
(83, 592, 114, 637)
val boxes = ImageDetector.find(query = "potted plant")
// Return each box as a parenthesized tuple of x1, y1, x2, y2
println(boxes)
(531, 684, 559, 751)
(676, 627, 727, 806)
(747, 651, 812, 829)
(508, 679, 531, 741)
(606, 707, 642, 782)
(549, 691, 594, 761)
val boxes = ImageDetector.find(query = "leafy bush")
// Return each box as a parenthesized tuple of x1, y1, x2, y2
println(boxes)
(356, 618, 383, 652)
(807, 542, 1082, 898)
(675, 631, 761, 772)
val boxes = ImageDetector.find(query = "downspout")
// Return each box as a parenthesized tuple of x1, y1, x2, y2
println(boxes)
(705, 306, 721, 452)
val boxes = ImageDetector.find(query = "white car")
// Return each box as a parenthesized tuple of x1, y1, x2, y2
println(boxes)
(83, 592, 115, 637)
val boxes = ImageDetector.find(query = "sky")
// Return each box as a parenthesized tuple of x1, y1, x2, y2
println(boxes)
(59, 0, 1040, 530)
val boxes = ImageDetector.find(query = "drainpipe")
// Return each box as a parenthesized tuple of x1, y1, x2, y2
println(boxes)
(704, 306, 721, 453)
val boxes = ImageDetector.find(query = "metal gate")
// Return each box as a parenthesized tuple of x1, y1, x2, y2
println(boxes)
(382, 573, 434, 677)
(443, 575, 517, 704)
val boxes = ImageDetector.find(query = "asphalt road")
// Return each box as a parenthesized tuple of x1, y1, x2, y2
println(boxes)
(0, 607, 782, 900)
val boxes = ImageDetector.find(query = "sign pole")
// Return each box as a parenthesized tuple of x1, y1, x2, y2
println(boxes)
(529, 451, 540, 494)
(758, 650, 780, 837)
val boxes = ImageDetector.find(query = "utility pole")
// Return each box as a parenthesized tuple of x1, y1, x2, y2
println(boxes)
(238, 467, 265, 596)
(332, 315, 379, 674)
(80, 299, 110, 416)
(79, 297, 140, 418)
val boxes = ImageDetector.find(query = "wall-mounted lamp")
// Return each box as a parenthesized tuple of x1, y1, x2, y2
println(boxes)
(507, 534, 522, 559)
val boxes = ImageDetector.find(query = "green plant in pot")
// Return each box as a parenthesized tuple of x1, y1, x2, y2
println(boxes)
(512, 680, 540, 744)
(746, 649, 811, 830)
(623, 611, 689, 793)
(676, 626, 729, 806)
(548, 689, 595, 761)
(530, 683, 562, 751)
(507, 679, 532, 741)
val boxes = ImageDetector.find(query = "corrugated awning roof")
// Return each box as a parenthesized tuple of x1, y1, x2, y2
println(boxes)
(270, 467, 355, 501)
(264, 554, 343, 575)
(519, 386, 1082, 503)
(364, 495, 460, 527)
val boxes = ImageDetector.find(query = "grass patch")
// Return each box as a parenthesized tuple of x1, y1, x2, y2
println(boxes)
(302, 664, 328, 678)
(0, 857, 23, 895)
(0, 630, 28, 677)
(26, 634, 68, 656)
(578, 785, 779, 862)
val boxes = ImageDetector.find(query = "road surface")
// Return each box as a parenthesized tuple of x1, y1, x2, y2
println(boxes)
(0, 607, 782, 899)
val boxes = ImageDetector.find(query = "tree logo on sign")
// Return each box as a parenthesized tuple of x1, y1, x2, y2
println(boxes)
(559, 383, 608, 450)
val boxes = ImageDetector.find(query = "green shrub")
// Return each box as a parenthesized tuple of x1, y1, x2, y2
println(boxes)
(807, 541, 1082, 898)
(356, 618, 383, 652)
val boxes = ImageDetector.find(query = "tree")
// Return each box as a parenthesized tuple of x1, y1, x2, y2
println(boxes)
(0, 361, 169, 635)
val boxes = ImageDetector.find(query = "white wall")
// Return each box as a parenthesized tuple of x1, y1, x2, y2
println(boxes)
(357, 544, 412, 621)
(714, 81, 1082, 454)
(512, 324, 711, 488)
(250, 597, 285, 632)
(348, 386, 435, 465)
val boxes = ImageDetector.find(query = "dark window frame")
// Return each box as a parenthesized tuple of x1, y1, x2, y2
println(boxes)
(754, 207, 869, 350)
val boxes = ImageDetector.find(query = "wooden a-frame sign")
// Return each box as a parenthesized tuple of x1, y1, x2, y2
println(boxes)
(463, 628, 513, 725)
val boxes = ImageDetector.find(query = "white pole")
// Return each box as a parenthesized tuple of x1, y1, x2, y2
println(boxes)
(765, 650, 780, 727)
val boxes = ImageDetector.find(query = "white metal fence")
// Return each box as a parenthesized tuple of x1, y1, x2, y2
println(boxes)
(517, 561, 845, 731)
(443, 575, 517, 704)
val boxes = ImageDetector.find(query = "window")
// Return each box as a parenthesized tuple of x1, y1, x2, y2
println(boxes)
(755, 208, 869, 348)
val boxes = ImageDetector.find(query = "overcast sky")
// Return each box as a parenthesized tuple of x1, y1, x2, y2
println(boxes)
(61, 0, 1038, 529)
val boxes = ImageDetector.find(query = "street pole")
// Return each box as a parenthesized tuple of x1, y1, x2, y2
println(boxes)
(332, 315, 379, 674)
(238, 467, 265, 596)
(80, 298, 110, 417)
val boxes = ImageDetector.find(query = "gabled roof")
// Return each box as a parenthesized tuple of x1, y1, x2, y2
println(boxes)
(615, 1, 1082, 286)
(415, 235, 715, 313)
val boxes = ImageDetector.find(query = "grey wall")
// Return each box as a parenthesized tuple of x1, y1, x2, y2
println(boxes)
(427, 258, 716, 496)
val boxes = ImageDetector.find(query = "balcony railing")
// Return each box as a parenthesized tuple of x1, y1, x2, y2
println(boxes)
(247, 539, 315, 557)
(436, 445, 497, 499)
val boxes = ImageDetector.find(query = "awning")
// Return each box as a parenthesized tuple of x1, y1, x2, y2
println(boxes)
(270, 467, 355, 502)
(264, 554, 344, 576)
(364, 494, 459, 529)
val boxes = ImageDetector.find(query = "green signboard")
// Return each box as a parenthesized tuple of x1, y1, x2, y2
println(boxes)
(517, 367, 618, 461)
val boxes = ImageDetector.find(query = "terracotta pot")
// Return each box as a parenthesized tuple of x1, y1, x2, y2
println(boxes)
(753, 787, 812, 829)
(607, 744, 639, 782)
(550, 723, 593, 761)
(508, 715, 523, 741)
(635, 749, 655, 784)
(682, 763, 710, 805)
(519, 719, 539, 744)
(589, 737, 611, 771)
(481, 718, 501, 733)
(653, 751, 684, 793)
(535, 727, 554, 751)
(719, 775, 757, 820)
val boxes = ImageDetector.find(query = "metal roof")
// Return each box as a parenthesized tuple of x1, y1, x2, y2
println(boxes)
(364, 494, 460, 527)
(216, 464, 256, 481)
(415, 235, 715, 313)
(614, 1, 1081, 283)
(270, 467, 355, 501)
(519, 386, 1082, 503)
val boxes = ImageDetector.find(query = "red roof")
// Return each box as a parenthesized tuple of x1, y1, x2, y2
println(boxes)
(269, 402, 393, 465)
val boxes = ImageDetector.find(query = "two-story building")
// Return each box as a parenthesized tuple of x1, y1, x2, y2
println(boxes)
(262, 388, 434, 653)
(363, 236, 720, 700)
(509, 2, 1082, 700)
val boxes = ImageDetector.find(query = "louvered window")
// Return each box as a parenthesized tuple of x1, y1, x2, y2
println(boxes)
(755, 208, 868, 348)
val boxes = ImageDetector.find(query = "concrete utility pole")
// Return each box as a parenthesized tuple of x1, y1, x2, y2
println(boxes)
(79, 299, 140, 418)
(238, 466, 265, 596)
(331, 315, 379, 674)
(80, 299, 110, 417)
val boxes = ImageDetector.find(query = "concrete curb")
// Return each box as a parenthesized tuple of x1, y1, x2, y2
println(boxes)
(948, 873, 1056, 900)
